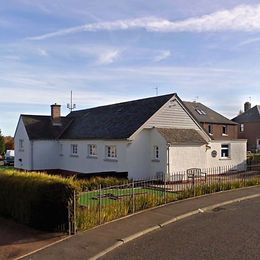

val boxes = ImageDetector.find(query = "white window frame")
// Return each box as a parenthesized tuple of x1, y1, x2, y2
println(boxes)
(105, 145, 117, 159)
(222, 125, 228, 136)
(70, 144, 78, 156)
(240, 124, 244, 132)
(19, 139, 24, 151)
(221, 144, 230, 158)
(88, 144, 97, 157)
(153, 145, 159, 160)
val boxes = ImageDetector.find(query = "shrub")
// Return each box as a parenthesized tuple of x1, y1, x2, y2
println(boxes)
(0, 169, 79, 231)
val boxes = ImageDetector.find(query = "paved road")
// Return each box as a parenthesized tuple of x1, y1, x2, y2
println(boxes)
(103, 197, 260, 260)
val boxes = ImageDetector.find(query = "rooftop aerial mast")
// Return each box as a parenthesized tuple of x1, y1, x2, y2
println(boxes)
(67, 90, 76, 112)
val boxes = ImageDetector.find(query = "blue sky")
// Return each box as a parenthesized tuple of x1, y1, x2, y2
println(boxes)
(1, 0, 260, 135)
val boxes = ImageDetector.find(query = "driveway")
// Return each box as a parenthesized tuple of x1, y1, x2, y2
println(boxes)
(0, 217, 65, 260)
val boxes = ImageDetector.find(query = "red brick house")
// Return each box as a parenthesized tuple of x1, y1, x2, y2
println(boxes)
(233, 102, 260, 152)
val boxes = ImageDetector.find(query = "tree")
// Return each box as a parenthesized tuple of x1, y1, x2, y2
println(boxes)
(0, 130, 5, 155)
(4, 136, 14, 150)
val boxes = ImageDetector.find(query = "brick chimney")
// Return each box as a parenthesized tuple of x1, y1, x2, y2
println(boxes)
(51, 103, 61, 125)
(244, 101, 251, 112)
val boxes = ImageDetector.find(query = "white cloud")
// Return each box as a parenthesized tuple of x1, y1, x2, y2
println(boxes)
(97, 50, 120, 64)
(154, 50, 171, 62)
(38, 48, 48, 56)
(238, 37, 260, 47)
(27, 4, 260, 40)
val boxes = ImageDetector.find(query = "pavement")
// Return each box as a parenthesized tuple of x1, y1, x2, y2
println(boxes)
(21, 185, 260, 260)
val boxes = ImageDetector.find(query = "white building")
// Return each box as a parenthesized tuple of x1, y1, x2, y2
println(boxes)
(14, 93, 247, 179)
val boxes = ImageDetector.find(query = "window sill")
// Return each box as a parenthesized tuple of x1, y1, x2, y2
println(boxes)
(104, 158, 118, 162)
(222, 134, 228, 136)
(219, 157, 231, 160)
(70, 154, 79, 158)
(209, 133, 213, 136)
(87, 155, 98, 159)
(152, 159, 160, 162)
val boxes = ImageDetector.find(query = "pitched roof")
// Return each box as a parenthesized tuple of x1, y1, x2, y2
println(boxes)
(21, 93, 176, 140)
(183, 101, 237, 125)
(232, 105, 260, 123)
(61, 93, 175, 139)
(21, 115, 72, 140)
(157, 128, 207, 145)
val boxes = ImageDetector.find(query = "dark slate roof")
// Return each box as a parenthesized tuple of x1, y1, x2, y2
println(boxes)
(21, 115, 72, 140)
(61, 93, 175, 139)
(183, 101, 237, 125)
(232, 105, 260, 123)
(157, 128, 207, 145)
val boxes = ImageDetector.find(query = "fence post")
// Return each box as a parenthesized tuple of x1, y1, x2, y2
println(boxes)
(164, 172, 167, 204)
(68, 200, 71, 235)
(132, 180, 135, 213)
(73, 190, 77, 234)
(99, 184, 102, 225)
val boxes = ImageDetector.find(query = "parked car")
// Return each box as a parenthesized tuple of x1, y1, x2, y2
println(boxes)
(4, 150, 15, 166)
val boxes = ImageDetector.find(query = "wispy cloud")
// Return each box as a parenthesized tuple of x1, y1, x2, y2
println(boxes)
(154, 50, 171, 62)
(97, 49, 120, 64)
(238, 37, 260, 47)
(27, 4, 260, 40)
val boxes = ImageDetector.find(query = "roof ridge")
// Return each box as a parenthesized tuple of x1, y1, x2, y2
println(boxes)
(69, 93, 176, 116)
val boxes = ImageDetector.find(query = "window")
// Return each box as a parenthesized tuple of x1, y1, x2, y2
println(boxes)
(88, 144, 97, 157)
(208, 124, 213, 135)
(195, 109, 207, 115)
(105, 145, 117, 158)
(19, 139, 24, 151)
(221, 144, 230, 158)
(240, 124, 244, 132)
(222, 125, 228, 135)
(71, 144, 78, 155)
(153, 146, 159, 159)
(59, 143, 63, 155)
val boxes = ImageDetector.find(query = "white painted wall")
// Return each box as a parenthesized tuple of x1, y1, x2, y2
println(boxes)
(14, 118, 32, 170)
(58, 140, 128, 174)
(126, 128, 167, 179)
(168, 140, 247, 177)
(32, 140, 59, 170)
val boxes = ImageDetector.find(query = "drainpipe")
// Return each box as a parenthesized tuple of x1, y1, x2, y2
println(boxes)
(31, 140, 34, 170)
(166, 143, 171, 180)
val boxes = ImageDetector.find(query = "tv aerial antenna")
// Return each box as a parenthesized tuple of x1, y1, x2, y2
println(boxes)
(67, 90, 76, 112)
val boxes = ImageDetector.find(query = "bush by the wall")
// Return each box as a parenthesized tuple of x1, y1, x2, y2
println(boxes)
(0, 169, 79, 231)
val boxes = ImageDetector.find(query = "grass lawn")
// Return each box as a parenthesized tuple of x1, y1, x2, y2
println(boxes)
(0, 165, 15, 170)
(79, 187, 177, 206)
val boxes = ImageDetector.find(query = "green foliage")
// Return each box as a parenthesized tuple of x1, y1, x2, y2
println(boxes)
(0, 130, 5, 155)
(77, 178, 260, 231)
(0, 169, 80, 231)
(78, 176, 128, 191)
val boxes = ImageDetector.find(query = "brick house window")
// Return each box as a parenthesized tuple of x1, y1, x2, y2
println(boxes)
(208, 124, 213, 135)
(221, 144, 230, 158)
(222, 125, 228, 135)
(88, 144, 97, 157)
(240, 124, 244, 132)
(106, 145, 117, 158)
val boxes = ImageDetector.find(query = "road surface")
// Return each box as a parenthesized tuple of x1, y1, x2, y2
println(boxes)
(103, 197, 260, 260)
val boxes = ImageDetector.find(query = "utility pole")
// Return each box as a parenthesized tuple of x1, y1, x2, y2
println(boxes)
(67, 90, 76, 112)
(155, 86, 159, 96)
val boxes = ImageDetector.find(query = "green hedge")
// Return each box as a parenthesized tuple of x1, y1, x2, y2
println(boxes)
(0, 169, 79, 231)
